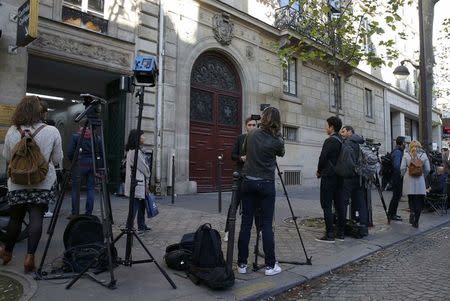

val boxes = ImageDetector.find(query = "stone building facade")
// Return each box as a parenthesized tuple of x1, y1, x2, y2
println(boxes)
(0, 0, 441, 194)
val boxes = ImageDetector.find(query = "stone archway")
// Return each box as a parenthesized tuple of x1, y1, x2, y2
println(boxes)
(189, 52, 242, 192)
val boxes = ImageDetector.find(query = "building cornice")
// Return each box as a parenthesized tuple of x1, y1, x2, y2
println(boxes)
(198, 0, 280, 37)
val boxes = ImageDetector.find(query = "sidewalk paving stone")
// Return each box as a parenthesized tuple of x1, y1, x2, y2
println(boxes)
(2, 186, 449, 301)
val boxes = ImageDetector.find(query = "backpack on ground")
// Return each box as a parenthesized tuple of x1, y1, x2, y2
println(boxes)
(164, 232, 195, 271)
(332, 136, 357, 177)
(187, 223, 234, 290)
(408, 155, 424, 177)
(63, 215, 117, 273)
(355, 143, 380, 179)
(8, 125, 48, 185)
(344, 219, 367, 239)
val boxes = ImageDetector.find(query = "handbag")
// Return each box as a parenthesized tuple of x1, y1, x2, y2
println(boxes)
(145, 192, 159, 218)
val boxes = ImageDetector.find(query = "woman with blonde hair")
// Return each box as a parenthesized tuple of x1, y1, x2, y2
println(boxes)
(400, 140, 430, 228)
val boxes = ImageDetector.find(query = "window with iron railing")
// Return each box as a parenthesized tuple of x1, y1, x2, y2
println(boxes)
(62, 0, 108, 33)
(283, 125, 298, 142)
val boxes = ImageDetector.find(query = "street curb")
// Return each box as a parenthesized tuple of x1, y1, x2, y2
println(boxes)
(241, 217, 450, 301)
(0, 268, 37, 301)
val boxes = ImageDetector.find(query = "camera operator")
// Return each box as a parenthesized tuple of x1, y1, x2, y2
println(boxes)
(237, 107, 285, 276)
(339, 126, 368, 238)
(223, 116, 256, 242)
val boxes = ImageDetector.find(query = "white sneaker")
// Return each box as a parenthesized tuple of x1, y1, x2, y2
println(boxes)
(265, 262, 281, 276)
(44, 211, 53, 218)
(223, 231, 229, 242)
(237, 264, 247, 274)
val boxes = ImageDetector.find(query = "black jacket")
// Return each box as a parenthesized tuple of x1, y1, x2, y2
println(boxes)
(317, 132, 341, 178)
(242, 128, 285, 180)
(231, 134, 246, 171)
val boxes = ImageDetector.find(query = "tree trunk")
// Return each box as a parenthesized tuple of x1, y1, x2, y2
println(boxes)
(419, 0, 438, 151)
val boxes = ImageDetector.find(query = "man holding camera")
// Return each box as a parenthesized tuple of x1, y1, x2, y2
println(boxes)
(223, 116, 257, 242)
(237, 107, 285, 276)
(339, 125, 368, 237)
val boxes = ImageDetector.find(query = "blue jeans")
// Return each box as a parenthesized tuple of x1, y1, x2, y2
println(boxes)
(238, 178, 276, 267)
(71, 166, 95, 215)
(133, 198, 146, 230)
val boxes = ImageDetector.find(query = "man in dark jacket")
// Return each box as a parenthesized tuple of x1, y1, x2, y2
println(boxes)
(387, 136, 405, 221)
(339, 125, 368, 238)
(224, 117, 256, 241)
(316, 116, 342, 243)
(68, 123, 103, 217)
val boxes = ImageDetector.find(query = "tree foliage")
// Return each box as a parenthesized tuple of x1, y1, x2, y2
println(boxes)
(434, 17, 450, 99)
(276, 0, 412, 73)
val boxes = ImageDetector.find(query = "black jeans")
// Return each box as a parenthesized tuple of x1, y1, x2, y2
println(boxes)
(388, 172, 403, 217)
(320, 176, 342, 237)
(408, 194, 424, 223)
(341, 177, 367, 227)
(238, 178, 276, 267)
(5, 203, 46, 254)
(133, 198, 146, 230)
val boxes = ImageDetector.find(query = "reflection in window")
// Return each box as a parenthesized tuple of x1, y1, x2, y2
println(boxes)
(219, 95, 238, 126)
(283, 58, 297, 96)
(331, 75, 342, 109)
(62, 5, 108, 33)
(365, 88, 373, 118)
(190, 89, 213, 123)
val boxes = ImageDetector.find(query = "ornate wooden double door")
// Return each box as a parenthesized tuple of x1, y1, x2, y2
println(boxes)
(189, 52, 242, 192)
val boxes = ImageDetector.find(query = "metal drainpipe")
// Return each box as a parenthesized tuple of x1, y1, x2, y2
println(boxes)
(155, 1, 164, 195)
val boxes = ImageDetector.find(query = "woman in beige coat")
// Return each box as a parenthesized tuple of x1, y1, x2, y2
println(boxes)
(124, 129, 151, 234)
(400, 140, 430, 228)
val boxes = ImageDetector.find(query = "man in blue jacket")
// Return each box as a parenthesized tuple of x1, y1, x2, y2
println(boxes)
(387, 136, 405, 221)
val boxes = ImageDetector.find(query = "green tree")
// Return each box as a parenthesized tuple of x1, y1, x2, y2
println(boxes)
(276, 0, 412, 113)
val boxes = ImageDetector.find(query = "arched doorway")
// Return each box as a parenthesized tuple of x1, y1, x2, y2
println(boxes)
(189, 52, 242, 192)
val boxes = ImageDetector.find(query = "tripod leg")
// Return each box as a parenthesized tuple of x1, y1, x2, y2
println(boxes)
(132, 231, 177, 289)
(374, 175, 390, 223)
(276, 164, 312, 265)
(37, 121, 91, 276)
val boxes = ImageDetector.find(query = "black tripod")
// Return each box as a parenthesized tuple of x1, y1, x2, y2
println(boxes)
(111, 86, 176, 289)
(36, 95, 116, 289)
(252, 163, 312, 271)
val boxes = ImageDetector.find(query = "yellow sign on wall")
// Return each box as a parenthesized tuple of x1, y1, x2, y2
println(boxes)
(0, 105, 15, 126)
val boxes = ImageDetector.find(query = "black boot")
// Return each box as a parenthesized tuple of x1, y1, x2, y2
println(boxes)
(409, 213, 415, 225)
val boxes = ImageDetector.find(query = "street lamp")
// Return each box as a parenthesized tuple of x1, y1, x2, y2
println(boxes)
(393, 59, 419, 81)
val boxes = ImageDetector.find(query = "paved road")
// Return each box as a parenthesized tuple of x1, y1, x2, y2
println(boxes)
(268, 222, 450, 301)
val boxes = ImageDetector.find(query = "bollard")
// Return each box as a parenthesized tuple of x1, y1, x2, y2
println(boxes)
(171, 154, 175, 204)
(226, 172, 240, 271)
(217, 154, 223, 213)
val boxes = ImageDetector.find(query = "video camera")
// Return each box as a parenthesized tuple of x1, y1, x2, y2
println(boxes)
(250, 104, 271, 121)
(364, 139, 381, 153)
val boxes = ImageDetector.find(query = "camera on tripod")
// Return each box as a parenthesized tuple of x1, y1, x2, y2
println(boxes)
(364, 139, 381, 153)
(120, 55, 158, 92)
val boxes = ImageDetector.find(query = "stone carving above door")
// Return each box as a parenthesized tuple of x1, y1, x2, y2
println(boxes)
(31, 32, 131, 68)
(212, 12, 234, 46)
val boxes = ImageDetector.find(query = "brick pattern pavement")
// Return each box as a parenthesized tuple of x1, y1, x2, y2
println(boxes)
(268, 222, 450, 301)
